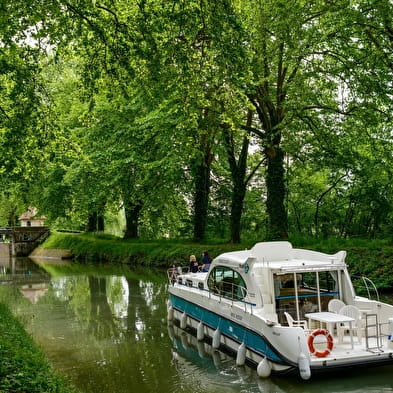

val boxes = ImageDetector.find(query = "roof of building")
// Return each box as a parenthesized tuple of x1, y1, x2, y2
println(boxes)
(19, 206, 46, 221)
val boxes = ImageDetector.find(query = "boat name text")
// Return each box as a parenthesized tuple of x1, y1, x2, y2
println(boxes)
(231, 312, 243, 321)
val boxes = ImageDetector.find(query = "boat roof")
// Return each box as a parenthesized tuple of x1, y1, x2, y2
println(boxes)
(213, 241, 347, 273)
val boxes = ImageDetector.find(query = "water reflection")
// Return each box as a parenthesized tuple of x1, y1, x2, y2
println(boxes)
(0, 256, 393, 393)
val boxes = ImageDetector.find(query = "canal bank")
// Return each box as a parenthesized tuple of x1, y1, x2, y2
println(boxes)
(0, 302, 78, 393)
(36, 231, 246, 267)
(37, 231, 393, 291)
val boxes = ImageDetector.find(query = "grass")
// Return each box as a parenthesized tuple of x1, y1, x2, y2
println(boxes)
(40, 231, 393, 291)
(0, 303, 78, 393)
(41, 231, 250, 267)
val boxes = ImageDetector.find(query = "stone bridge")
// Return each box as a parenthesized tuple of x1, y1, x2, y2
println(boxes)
(0, 227, 50, 257)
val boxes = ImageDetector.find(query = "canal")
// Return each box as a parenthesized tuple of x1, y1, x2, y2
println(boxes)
(1, 256, 393, 393)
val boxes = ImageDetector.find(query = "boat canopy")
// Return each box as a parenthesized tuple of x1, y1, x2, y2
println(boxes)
(213, 241, 347, 274)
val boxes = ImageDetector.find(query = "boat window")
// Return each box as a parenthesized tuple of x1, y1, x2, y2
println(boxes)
(302, 271, 338, 293)
(207, 266, 247, 300)
(274, 271, 340, 323)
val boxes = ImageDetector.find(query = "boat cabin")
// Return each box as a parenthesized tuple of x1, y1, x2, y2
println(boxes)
(178, 242, 354, 325)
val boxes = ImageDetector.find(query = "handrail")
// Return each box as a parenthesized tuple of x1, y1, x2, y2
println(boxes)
(167, 267, 253, 313)
(361, 276, 380, 302)
(211, 281, 253, 313)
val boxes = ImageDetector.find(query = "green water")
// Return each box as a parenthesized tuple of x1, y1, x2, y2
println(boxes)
(1, 257, 393, 393)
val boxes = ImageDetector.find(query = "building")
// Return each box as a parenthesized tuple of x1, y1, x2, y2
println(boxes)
(19, 207, 46, 227)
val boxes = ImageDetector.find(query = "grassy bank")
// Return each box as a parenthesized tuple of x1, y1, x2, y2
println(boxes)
(0, 303, 78, 393)
(40, 231, 249, 267)
(40, 232, 393, 290)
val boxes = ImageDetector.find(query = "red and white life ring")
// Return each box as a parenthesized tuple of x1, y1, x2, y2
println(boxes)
(307, 329, 333, 358)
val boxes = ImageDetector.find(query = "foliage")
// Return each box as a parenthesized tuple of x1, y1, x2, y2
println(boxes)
(1, 0, 393, 243)
(0, 303, 78, 393)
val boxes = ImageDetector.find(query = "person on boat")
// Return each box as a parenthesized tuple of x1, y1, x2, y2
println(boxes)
(201, 251, 212, 272)
(189, 255, 199, 273)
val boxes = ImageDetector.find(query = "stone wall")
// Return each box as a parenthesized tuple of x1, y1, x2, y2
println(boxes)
(0, 243, 10, 258)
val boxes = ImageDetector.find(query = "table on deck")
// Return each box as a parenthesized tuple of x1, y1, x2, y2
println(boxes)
(305, 311, 355, 349)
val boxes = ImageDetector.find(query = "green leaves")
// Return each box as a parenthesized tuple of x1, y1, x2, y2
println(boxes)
(1, 0, 393, 240)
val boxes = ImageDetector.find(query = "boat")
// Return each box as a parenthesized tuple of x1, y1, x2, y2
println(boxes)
(166, 241, 393, 380)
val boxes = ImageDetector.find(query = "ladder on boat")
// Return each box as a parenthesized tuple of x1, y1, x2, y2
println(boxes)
(365, 313, 383, 352)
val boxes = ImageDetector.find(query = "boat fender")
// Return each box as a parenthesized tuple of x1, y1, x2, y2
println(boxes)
(180, 312, 187, 329)
(236, 342, 247, 366)
(298, 352, 311, 380)
(307, 329, 333, 358)
(257, 357, 271, 378)
(212, 328, 221, 349)
(197, 321, 204, 341)
(167, 306, 174, 321)
(166, 299, 172, 310)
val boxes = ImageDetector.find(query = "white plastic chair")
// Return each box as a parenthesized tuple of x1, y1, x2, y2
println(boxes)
(328, 299, 345, 313)
(284, 312, 308, 330)
(337, 305, 362, 344)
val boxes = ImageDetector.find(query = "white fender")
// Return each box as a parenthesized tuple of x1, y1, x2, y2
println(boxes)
(298, 352, 311, 380)
(166, 299, 172, 310)
(236, 342, 247, 366)
(257, 357, 271, 378)
(180, 312, 187, 329)
(167, 306, 174, 321)
(212, 328, 221, 349)
(197, 321, 204, 341)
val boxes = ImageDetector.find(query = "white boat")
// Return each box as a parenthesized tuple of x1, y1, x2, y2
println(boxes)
(166, 241, 393, 380)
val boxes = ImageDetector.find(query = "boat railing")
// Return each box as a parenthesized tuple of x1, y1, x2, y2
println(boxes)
(166, 267, 254, 313)
(167, 265, 189, 284)
(209, 281, 254, 314)
(352, 275, 380, 301)
(361, 276, 380, 302)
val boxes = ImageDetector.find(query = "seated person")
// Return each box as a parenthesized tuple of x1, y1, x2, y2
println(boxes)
(189, 255, 199, 273)
(201, 251, 212, 272)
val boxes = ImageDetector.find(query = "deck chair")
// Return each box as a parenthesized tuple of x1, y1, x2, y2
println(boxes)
(337, 305, 363, 344)
(328, 299, 345, 313)
(284, 312, 308, 330)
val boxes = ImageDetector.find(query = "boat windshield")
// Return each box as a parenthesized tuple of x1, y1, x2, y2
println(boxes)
(207, 266, 247, 301)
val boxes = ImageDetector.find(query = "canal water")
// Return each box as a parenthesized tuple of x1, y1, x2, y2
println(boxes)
(1, 257, 393, 393)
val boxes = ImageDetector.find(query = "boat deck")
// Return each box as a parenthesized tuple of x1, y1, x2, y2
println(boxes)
(308, 332, 391, 364)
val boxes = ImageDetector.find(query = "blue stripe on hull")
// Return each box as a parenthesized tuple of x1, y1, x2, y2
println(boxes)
(170, 294, 286, 364)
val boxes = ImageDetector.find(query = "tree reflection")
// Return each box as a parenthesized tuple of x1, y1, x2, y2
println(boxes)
(0, 264, 178, 393)
(88, 276, 117, 340)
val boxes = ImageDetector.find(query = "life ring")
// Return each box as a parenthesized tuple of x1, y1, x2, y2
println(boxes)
(307, 329, 333, 358)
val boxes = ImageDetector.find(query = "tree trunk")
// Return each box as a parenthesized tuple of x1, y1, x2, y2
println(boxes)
(266, 147, 288, 240)
(193, 157, 211, 242)
(123, 200, 143, 239)
(230, 180, 247, 243)
(86, 211, 105, 232)
(223, 121, 251, 243)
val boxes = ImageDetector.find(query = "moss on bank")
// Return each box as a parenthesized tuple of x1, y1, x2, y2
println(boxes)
(40, 232, 393, 291)
(0, 303, 78, 393)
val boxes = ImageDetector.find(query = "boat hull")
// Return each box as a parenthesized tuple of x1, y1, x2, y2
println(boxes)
(168, 292, 393, 378)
